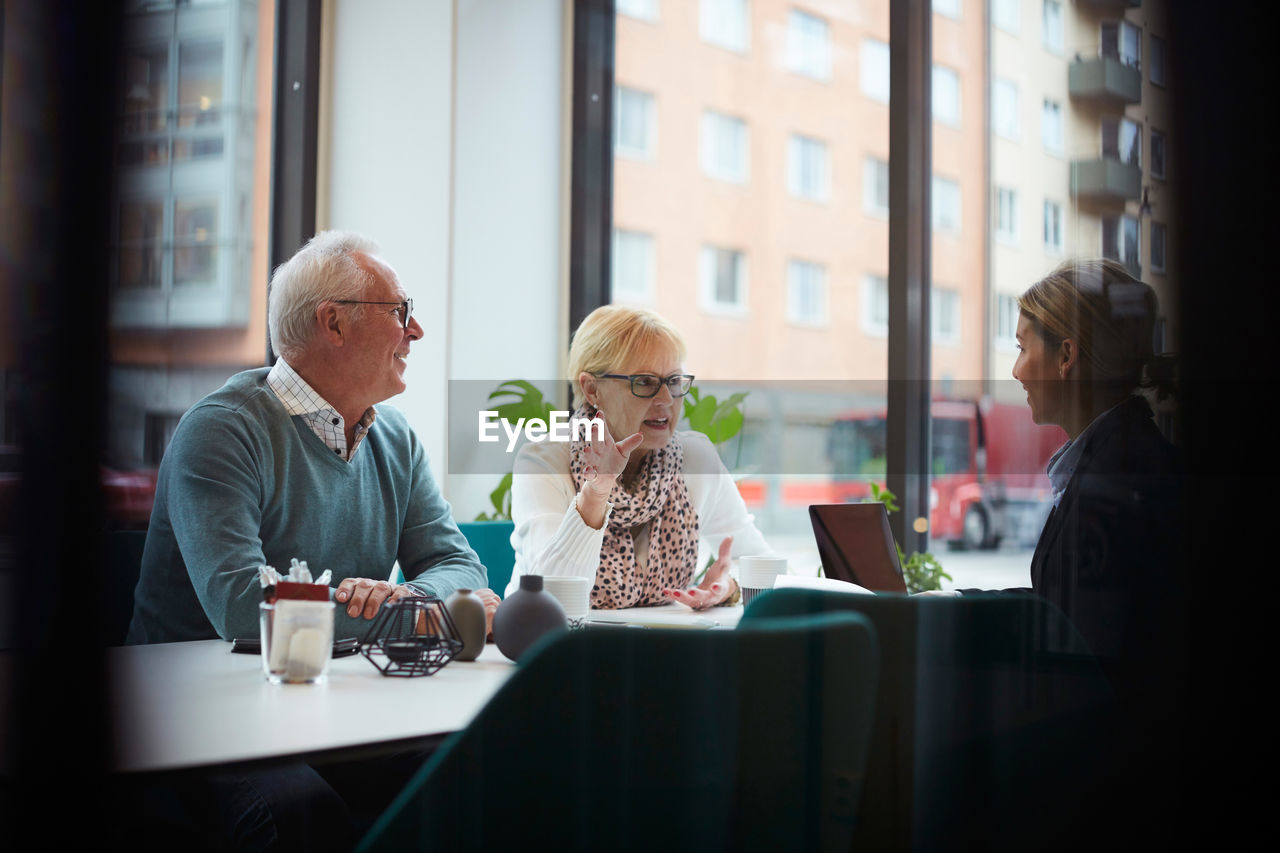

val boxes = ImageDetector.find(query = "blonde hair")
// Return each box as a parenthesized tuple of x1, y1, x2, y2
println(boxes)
(568, 305, 688, 409)
(1018, 258, 1164, 394)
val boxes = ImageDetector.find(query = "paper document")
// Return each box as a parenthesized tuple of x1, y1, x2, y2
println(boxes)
(773, 574, 874, 596)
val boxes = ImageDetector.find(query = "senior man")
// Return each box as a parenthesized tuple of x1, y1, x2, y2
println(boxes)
(122, 231, 499, 851)
(128, 230, 498, 643)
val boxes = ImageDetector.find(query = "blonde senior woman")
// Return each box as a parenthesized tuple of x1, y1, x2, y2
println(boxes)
(507, 305, 771, 609)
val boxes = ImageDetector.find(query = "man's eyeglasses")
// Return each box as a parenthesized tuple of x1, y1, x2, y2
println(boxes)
(333, 299, 414, 329)
(598, 373, 695, 398)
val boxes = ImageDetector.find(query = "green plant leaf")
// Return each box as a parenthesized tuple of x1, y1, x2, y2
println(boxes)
(488, 380, 554, 423)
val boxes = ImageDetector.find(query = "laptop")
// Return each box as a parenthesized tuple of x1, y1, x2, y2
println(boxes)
(808, 503, 908, 593)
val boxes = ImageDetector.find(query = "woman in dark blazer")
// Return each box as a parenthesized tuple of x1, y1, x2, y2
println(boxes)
(953, 259, 1181, 671)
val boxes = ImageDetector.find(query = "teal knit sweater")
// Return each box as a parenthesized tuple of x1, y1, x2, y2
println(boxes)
(127, 368, 485, 644)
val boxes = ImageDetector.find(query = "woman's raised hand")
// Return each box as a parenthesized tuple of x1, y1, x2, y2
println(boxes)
(580, 410, 643, 493)
(663, 536, 734, 611)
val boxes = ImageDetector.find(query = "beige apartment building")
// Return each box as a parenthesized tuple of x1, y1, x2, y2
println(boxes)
(615, 0, 1174, 394)
(613, 0, 986, 386)
(989, 0, 1174, 403)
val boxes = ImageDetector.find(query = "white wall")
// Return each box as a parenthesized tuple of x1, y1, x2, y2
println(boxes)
(323, 0, 567, 519)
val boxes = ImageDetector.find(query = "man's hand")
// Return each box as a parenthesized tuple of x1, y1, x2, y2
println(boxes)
(473, 588, 502, 638)
(335, 577, 421, 619)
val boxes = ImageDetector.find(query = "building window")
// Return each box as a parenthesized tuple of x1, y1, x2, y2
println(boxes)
(786, 9, 830, 81)
(862, 274, 889, 336)
(995, 293, 1020, 348)
(1102, 215, 1141, 277)
(699, 246, 749, 314)
(995, 186, 1018, 244)
(863, 156, 889, 216)
(1151, 222, 1166, 273)
(1102, 116, 1141, 167)
(1042, 0, 1063, 54)
(932, 65, 961, 126)
(700, 110, 749, 183)
(787, 134, 829, 201)
(1151, 129, 1166, 180)
(933, 0, 961, 19)
(1101, 20, 1142, 69)
(992, 77, 1020, 140)
(618, 0, 659, 22)
(1041, 98, 1063, 154)
(932, 287, 960, 346)
(861, 38, 890, 104)
(700, 0, 750, 53)
(612, 229, 655, 302)
(1150, 34, 1166, 87)
(615, 86, 656, 160)
(932, 175, 961, 234)
(786, 260, 828, 326)
(113, 0, 258, 328)
(992, 0, 1019, 34)
(1043, 199, 1064, 254)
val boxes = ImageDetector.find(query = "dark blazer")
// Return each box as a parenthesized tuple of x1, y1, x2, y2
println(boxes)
(1028, 395, 1182, 666)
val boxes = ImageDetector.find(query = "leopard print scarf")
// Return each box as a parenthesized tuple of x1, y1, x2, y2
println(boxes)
(569, 405, 700, 608)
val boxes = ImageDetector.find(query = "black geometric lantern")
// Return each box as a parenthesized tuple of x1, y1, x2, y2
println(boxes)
(359, 595, 463, 676)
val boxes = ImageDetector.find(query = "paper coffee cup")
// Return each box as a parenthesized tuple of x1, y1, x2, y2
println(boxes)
(540, 575, 591, 621)
(737, 555, 788, 606)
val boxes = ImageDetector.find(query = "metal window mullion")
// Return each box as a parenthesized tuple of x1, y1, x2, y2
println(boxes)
(568, 0, 616, 335)
(886, 0, 931, 558)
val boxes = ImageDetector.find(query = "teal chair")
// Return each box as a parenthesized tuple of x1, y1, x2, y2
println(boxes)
(741, 588, 1120, 852)
(457, 520, 515, 598)
(355, 612, 879, 853)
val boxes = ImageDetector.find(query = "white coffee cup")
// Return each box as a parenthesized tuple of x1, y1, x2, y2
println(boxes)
(737, 555, 788, 606)
(539, 575, 591, 622)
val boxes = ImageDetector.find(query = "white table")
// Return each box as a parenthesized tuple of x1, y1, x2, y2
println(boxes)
(105, 604, 741, 773)
(107, 640, 515, 773)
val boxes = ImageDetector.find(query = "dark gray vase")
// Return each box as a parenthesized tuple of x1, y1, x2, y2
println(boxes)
(444, 588, 487, 661)
(492, 575, 566, 662)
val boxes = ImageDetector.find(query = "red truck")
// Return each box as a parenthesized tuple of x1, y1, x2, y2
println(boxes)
(735, 399, 1066, 550)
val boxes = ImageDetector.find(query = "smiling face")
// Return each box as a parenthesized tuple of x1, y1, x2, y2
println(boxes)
(1012, 313, 1067, 427)
(582, 340, 685, 455)
(342, 253, 423, 407)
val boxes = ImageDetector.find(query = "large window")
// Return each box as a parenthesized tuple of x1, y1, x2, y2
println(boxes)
(995, 187, 1018, 244)
(786, 9, 830, 81)
(1102, 215, 1142, 277)
(613, 229, 656, 302)
(786, 260, 828, 326)
(113, 1, 261, 329)
(615, 86, 656, 159)
(933, 65, 961, 126)
(699, 246, 749, 315)
(860, 38, 890, 104)
(787, 134, 829, 201)
(992, 78, 1020, 140)
(1041, 98, 1063, 154)
(700, 0, 750, 53)
(105, 0, 274, 472)
(863, 156, 889, 216)
(700, 111, 750, 183)
(932, 175, 962, 234)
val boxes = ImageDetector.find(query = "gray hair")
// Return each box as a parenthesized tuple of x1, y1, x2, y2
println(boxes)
(268, 230, 381, 360)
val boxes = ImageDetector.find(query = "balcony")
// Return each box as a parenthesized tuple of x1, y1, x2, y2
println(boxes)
(1070, 158, 1141, 205)
(1069, 55, 1142, 107)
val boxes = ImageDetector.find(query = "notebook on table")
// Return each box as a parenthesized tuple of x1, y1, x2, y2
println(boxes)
(808, 503, 908, 594)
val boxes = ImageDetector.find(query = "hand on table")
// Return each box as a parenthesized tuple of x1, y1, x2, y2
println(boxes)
(913, 589, 960, 597)
(473, 588, 501, 638)
(335, 577, 422, 620)
(662, 537, 734, 611)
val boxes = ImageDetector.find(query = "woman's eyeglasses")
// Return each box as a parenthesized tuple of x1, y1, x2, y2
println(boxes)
(333, 298, 414, 329)
(598, 373, 695, 398)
